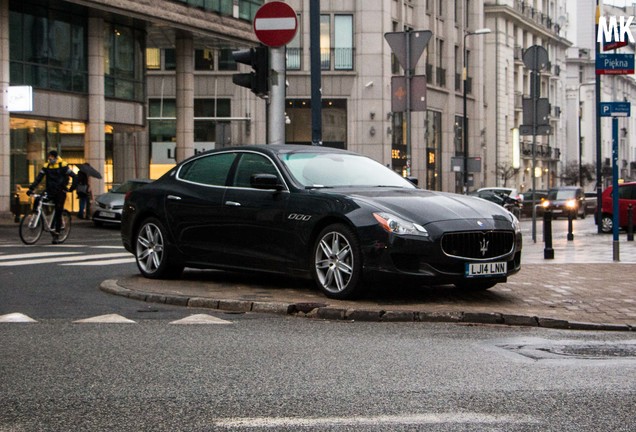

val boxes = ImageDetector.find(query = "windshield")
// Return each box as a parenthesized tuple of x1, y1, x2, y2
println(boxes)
(279, 152, 416, 189)
(548, 189, 575, 200)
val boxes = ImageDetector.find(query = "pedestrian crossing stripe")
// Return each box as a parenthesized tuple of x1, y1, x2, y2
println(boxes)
(0, 252, 132, 266)
(0, 251, 82, 260)
(62, 257, 136, 266)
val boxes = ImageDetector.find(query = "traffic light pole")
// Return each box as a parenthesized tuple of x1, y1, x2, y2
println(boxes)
(268, 47, 286, 145)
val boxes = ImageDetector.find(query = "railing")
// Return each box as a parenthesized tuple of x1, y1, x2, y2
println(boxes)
(521, 143, 561, 160)
(514, 0, 561, 34)
(320, 48, 355, 71)
(436, 67, 446, 88)
(286, 47, 302, 70)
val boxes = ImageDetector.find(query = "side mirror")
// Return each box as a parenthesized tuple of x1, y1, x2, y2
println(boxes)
(406, 176, 419, 186)
(250, 173, 284, 190)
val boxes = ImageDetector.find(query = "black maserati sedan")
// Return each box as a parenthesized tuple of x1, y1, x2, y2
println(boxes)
(121, 145, 522, 299)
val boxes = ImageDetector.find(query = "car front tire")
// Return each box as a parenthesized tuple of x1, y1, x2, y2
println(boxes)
(135, 217, 183, 279)
(312, 223, 363, 299)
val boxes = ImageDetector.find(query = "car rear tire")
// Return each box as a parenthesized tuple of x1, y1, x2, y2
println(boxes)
(135, 217, 183, 279)
(454, 280, 497, 291)
(312, 223, 363, 299)
(600, 214, 613, 234)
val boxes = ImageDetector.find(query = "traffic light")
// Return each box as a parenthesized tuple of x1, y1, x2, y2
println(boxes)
(232, 46, 269, 98)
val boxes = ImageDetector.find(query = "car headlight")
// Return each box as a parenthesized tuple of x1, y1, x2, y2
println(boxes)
(510, 213, 521, 233)
(542, 200, 551, 208)
(373, 212, 429, 236)
(565, 199, 576, 209)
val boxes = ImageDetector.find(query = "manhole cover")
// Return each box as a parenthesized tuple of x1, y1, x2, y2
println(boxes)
(499, 342, 636, 360)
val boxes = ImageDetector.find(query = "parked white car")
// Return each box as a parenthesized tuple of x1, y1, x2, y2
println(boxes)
(92, 179, 152, 226)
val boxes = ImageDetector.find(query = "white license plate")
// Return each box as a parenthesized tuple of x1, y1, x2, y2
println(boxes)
(100, 212, 116, 219)
(465, 261, 507, 278)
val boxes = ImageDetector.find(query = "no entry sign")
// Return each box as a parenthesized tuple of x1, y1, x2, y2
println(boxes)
(253, 1, 298, 47)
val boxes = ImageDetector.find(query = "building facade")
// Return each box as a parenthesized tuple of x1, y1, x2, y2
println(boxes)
(565, 0, 636, 190)
(484, 0, 571, 193)
(0, 0, 259, 215)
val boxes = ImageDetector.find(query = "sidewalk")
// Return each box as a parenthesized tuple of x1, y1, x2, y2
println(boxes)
(101, 218, 636, 331)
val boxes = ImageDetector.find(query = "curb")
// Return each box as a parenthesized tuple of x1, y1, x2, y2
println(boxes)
(99, 280, 635, 332)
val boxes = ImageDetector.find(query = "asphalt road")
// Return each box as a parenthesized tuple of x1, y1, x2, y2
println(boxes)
(1, 219, 635, 431)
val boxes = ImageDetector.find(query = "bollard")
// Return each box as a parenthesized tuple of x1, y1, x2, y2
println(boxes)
(544, 209, 554, 259)
(567, 209, 574, 241)
(628, 204, 634, 242)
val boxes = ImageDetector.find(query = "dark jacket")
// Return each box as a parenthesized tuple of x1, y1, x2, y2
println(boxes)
(30, 158, 77, 194)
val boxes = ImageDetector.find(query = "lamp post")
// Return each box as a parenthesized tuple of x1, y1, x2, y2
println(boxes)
(463, 28, 491, 194)
(577, 81, 595, 186)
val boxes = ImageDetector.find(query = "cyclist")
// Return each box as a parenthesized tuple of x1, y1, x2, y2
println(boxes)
(27, 150, 77, 244)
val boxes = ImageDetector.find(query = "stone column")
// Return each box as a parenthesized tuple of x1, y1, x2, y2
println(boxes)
(175, 32, 194, 162)
(0, 0, 10, 215)
(86, 15, 106, 194)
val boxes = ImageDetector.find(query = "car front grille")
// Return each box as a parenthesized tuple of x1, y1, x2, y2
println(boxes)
(441, 231, 515, 260)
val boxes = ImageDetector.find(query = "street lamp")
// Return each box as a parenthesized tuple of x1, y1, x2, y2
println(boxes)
(577, 81, 595, 186)
(463, 28, 491, 194)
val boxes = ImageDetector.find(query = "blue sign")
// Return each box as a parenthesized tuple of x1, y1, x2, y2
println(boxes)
(596, 53, 635, 75)
(600, 102, 631, 117)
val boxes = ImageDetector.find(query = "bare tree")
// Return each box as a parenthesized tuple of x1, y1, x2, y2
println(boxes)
(560, 160, 595, 186)
(495, 162, 518, 187)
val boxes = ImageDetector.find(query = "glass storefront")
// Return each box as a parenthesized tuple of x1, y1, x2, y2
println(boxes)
(285, 99, 347, 148)
(10, 118, 113, 213)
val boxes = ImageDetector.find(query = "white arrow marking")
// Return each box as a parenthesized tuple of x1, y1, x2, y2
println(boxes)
(73, 314, 137, 324)
(170, 314, 233, 325)
(0, 313, 38, 323)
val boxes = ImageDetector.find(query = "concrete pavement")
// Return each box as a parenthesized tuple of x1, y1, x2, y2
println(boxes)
(99, 216, 636, 331)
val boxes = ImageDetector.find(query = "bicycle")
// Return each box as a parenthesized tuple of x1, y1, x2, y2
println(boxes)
(19, 192, 72, 245)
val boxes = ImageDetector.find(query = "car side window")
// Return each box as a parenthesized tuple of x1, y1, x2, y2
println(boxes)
(178, 153, 236, 186)
(232, 153, 280, 188)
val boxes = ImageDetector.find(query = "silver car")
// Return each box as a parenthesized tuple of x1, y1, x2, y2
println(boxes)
(92, 179, 152, 226)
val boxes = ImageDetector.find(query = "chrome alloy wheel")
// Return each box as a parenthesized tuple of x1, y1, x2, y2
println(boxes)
(136, 222, 165, 274)
(315, 231, 354, 294)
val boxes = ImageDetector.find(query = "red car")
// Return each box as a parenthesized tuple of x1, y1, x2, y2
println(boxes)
(600, 182, 636, 233)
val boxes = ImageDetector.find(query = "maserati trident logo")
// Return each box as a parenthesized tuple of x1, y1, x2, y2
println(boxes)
(479, 236, 490, 257)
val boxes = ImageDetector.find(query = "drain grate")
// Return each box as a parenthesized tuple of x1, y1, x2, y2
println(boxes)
(500, 342, 636, 360)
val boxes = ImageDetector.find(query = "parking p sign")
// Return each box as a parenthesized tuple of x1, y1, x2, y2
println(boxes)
(600, 102, 631, 117)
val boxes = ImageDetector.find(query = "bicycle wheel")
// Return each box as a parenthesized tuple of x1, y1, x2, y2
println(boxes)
(19, 212, 43, 245)
(55, 211, 72, 243)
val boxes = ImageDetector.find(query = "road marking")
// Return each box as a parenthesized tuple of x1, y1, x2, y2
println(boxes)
(0, 251, 81, 260)
(73, 314, 137, 324)
(0, 252, 131, 266)
(170, 314, 233, 325)
(0, 313, 37, 323)
(62, 257, 135, 266)
(211, 413, 539, 428)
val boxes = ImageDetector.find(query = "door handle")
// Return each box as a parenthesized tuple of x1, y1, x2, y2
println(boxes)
(225, 201, 241, 207)
(167, 195, 182, 200)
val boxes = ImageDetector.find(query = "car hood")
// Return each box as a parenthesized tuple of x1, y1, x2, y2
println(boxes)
(342, 188, 513, 225)
(95, 192, 125, 206)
